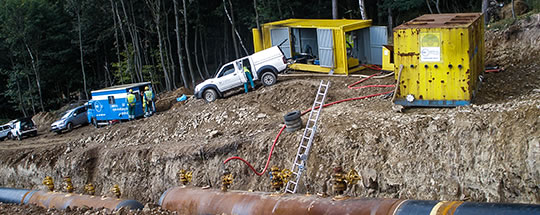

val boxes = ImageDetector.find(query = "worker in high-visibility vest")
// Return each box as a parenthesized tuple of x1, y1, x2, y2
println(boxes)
(143, 86, 154, 116)
(126, 89, 136, 120)
(243, 66, 255, 93)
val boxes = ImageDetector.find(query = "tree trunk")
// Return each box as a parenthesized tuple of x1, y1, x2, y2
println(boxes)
(77, 10, 88, 100)
(332, 0, 338, 19)
(129, 0, 144, 82)
(254, 0, 260, 30)
(482, 0, 488, 25)
(200, 29, 210, 78)
(173, 0, 189, 89)
(121, 0, 143, 82)
(224, 0, 249, 57)
(387, 7, 393, 40)
(223, 12, 229, 62)
(164, 1, 177, 89)
(426, 0, 433, 14)
(276, 0, 283, 19)
(226, 0, 239, 59)
(511, 0, 516, 19)
(358, 0, 367, 19)
(194, 26, 204, 80)
(26, 75, 36, 115)
(114, 2, 132, 83)
(182, 0, 196, 87)
(16, 78, 27, 117)
(25, 44, 44, 112)
(110, 0, 122, 84)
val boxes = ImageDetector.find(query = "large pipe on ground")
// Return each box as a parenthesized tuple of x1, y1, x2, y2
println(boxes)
(0, 187, 143, 211)
(159, 187, 540, 215)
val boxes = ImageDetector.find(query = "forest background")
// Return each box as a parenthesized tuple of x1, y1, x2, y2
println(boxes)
(0, 0, 538, 120)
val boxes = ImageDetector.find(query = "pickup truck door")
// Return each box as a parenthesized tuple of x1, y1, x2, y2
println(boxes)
(216, 62, 243, 92)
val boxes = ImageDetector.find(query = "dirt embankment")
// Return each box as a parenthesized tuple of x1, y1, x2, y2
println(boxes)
(0, 14, 539, 212)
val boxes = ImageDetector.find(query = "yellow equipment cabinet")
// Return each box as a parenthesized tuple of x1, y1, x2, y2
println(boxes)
(393, 13, 484, 107)
(253, 19, 388, 75)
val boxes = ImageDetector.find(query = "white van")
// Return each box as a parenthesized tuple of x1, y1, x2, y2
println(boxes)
(0, 124, 12, 141)
(194, 46, 288, 102)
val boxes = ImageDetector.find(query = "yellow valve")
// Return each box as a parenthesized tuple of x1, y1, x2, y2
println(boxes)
(332, 167, 347, 196)
(63, 176, 74, 193)
(345, 170, 361, 185)
(42, 176, 54, 192)
(177, 169, 193, 186)
(221, 173, 233, 192)
(110, 184, 121, 198)
(269, 166, 292, 192)
(84, 183, 95, 195)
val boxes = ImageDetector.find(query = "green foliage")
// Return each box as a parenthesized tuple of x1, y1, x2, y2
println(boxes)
(0, 0, 501, 118)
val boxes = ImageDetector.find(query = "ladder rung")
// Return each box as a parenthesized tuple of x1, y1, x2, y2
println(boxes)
(317, 92, 325, 96)
(300, 144, 307, 149)
(290, 181, 297, 185)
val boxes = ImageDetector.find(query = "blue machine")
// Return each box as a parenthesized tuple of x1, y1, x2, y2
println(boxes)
(87, 82, 152, 126)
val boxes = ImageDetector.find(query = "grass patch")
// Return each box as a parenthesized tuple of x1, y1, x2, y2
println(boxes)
(488, 18, 516, 30)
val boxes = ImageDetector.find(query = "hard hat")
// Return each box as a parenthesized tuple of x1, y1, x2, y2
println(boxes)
(129, 89, 133, 93)
(145, 86, 149, 90)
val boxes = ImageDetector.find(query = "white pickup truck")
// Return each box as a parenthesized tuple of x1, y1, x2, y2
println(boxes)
(194, 46, 288, 102)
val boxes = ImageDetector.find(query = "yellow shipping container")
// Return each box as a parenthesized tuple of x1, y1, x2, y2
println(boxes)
(253, 19, 388, 75)
(392, 13, 484, 107)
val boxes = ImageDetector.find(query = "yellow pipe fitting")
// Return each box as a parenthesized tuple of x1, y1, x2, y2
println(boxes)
(221, 173, 233, 192)
(269, 166, 292, 192)
(42, 176, 54, 192)
(177, 169, 193, 186)
(84, 183, 95, 196)
(63, 176, 74, 193)
(110, 184, 121, 198)
(332, 167, 347, 196)
(345, 170, 361, 185)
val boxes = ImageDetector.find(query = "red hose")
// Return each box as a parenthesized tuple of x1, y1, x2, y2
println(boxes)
(223, 125, 286, 176)
(223, 71, 392, 176)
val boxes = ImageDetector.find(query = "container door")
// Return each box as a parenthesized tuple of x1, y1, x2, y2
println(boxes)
(368, 26, 388, 65)
(270, 27, 291, 58)
(317, 29, 334, 68)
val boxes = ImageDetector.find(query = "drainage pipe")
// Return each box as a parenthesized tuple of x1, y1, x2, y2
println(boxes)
(159, 187, 540, 215)
(0, 187, 143, 211)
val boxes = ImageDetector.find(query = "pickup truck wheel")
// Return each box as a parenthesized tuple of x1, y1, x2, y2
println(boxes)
(7, 133, 12, 140)
(203, 89, 218, 102)
(261, 72, 277, 86)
